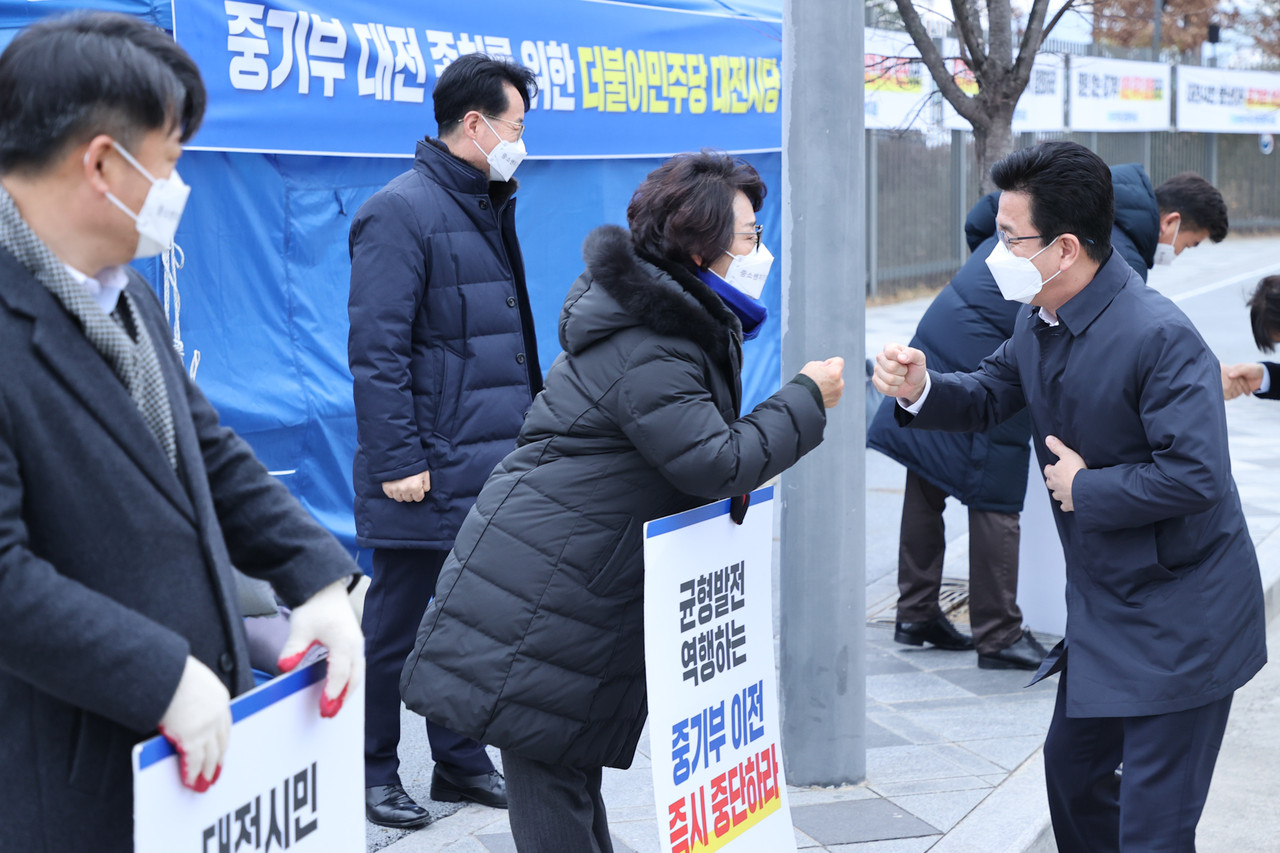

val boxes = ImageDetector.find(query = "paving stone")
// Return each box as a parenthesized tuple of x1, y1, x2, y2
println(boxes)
(952, 736, 1045, 772)
(933, 665, 1057, 697)
(475, 832, 636, 852)
(867, 671, 976, 704)
(865, 718, 911, 748)
(865, 745, 978, 784)
(887, 787, 991, 832)
(825, 839, 937, 853)
(791, 798, 939, 845)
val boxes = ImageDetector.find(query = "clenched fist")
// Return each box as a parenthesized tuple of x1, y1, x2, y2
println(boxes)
(872, 343, 928, 405)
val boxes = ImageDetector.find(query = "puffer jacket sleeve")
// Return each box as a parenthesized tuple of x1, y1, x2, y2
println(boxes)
(348, 189, 431, 483)
(614, 339, 826, 499)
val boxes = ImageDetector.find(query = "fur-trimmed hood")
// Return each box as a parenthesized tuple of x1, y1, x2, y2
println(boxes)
(560, 224, 741, 360)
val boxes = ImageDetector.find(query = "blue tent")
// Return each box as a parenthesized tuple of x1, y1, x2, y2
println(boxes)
(0, 1, 785, 565)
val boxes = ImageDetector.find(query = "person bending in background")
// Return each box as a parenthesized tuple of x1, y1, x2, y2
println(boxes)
(1223, 275, 1280, 401)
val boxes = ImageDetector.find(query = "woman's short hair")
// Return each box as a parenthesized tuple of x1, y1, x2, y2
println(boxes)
(627, 150, 765, 271)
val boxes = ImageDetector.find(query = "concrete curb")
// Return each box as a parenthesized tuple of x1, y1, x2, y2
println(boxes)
(931, 749, 1053, 853)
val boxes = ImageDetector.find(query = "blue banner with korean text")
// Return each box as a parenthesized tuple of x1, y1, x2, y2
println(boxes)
(172, 0, 782, 158)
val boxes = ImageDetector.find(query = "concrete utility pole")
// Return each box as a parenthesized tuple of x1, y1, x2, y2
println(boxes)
(779, 0, 866, 785)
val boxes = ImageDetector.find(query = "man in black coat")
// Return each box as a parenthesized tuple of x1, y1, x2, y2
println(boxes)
(1224, 274, 1280, 401)
(875, 142, 1264, 852)
(0, 14, 364, 852)
(348, 53, 543, 825)
(869, 163, 1229, 670)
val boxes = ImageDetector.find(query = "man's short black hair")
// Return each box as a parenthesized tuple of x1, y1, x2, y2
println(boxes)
(1248, 275, 1280, 353)
(1155, 172, 1229, 243)
(0, 11, 205, 175)
(626, 150, 766, 273)
(990, 141, 1113, 265)
(433, 53, 538, 137)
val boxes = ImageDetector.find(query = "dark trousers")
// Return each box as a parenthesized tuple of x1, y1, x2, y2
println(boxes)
(363, 548, 493, 787)
(502, 750, 613, 853)
(896, 470, 1024, 654)
(1044, 675, 1233, 853)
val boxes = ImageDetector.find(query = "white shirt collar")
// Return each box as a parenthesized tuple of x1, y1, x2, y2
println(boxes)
(62, 263, 129, 315)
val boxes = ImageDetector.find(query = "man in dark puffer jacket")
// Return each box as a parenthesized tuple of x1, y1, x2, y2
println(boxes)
(867, 163, 1228, 670)
(348, 54, 545, 825)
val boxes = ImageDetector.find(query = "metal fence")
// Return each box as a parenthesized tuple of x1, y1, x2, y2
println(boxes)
(866, 128, 1280, 300)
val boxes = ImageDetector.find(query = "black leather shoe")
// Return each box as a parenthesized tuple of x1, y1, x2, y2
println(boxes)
(366, 783, 433, 829)
(431, 766, 508, 809)
(978, 629, 1049, 670)
(894, 615, 974, 651)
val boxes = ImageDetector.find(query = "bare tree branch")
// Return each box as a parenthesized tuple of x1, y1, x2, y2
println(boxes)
(951, 0, 988, 74)
(1012, 0, 1061, 88)
(1041, 0, 1079, 42)
(892, 0, 987, 127)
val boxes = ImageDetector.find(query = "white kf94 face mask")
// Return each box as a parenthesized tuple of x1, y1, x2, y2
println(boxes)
(985, 236, 1061, 304)
(1153, 218, 1180, 266)
(475, 115, 527, 182)
(102, 140, 190, 259)
(721, 242, 774, 300)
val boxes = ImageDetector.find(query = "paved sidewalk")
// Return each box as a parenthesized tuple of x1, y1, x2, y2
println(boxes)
(372, 237, 1280, 853)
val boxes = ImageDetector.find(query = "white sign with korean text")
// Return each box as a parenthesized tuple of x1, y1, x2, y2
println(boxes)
(1176, 65, 1280, 134)
(941, 48, 1065, 132)
(133, 660, 364, 853)
(644, 486, 795, 853)
(1068, 56, 1172, 131)
(864, 27, 930, 131)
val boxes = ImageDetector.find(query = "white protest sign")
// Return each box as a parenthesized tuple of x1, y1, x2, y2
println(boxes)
(133, 659, 364, 853)
(1068, 56, 1172, 131)
(1177, 65, 1280, 134)
(644, 486, 795, 853)
(942, 49, 1065, 132)
(865, 27, 931, 131)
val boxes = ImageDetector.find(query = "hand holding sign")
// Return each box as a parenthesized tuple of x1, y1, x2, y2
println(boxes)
(278, 578, 365, 718)
(157, 656, 231, 792)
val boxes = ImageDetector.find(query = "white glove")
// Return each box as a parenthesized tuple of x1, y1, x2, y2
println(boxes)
(158, 655, 232, 792)
(348, 575, 371, 624)
(277, 578, 365, 718)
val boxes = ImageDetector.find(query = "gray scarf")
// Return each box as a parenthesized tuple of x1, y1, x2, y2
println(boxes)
(0, 184, 177, 469)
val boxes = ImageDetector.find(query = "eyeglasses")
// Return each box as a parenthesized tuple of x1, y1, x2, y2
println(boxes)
(997, 229, 1044, 250)
(482, 114, 526, 141)
(734, 224, 763, 249)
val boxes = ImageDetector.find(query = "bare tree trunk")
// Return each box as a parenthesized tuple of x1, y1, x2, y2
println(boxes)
(973, 116, 1016, 195)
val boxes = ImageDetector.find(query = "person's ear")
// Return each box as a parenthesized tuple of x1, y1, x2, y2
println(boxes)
(81, 134, 117, 194)
(460, 111, 483, 140)
(691, 252, 704, 268)
(1058, 234, 1083, 268)
(1159, 211, 1181, 241)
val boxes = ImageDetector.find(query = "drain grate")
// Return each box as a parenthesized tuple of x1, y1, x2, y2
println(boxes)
(867, 578, 970, 624)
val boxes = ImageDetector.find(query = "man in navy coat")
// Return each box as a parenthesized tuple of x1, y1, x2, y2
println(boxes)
(868, 164, 1230, 672)
(0, 13, 364, 852)
(348, 53, 543, 825)
(874, 141, 1266, 852)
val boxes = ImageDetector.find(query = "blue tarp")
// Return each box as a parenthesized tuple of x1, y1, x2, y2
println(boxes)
(1, 1, 784, 564)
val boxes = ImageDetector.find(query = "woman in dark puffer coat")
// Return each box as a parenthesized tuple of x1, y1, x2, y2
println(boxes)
(400, 151, 845, 852)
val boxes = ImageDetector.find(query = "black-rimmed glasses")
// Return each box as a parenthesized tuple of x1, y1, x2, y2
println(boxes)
(997, 229, 1044, 250)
